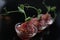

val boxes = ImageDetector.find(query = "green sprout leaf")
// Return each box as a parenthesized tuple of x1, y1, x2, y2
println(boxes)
(51, 6, 56, 12)
(18, 4, 25, 13)
(47, 6, 51, 12)
(37, 9, 42, 20)
(37, 14, 42, 20)
(42, 1, 51, 12)
(18, 4, 27, 19)
(37, 9, 42, 14)
(20, 4, 24, 9)
(25, 17, 31, 21)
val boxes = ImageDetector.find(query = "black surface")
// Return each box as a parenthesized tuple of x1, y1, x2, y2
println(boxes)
(0, 0, 60, 40)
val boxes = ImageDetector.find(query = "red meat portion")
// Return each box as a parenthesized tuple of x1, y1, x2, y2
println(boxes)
(16, 22, 28, 33)
(28, 18, 39, 27)
(41, 13, 51, 21)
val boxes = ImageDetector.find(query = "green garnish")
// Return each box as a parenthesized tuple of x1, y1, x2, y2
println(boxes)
(37, 9, 42, 15)
(25, 17, 31, 21)
(37, 9, 42, 20)
(51, 6, 56, 12)
(42, 1, 51, 12)
(1, 3, 56, 22)
(47, 6, 51, 12)
(25, 6, 42, 20)
(18, 4, 27, 19)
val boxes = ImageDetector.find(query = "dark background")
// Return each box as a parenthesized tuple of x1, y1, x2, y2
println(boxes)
(0, 0, 60, 40)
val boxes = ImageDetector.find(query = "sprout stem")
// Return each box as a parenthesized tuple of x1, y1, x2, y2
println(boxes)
(24, 12, 27, 20)
(7, 11, 20, 13)
(0, 11, 20, 15)
(42, 1, 51, 13)
(25, 6, 37, 11)
(25, 6, 40, 16)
